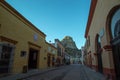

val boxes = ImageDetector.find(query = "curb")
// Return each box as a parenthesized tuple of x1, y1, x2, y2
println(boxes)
(0, 67, 60, 80)
(19, 67, 61, 80)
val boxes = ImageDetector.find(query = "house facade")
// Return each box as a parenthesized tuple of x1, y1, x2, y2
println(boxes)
(84, 0, 120, 80)
(0, 0, 48, 74)
(46, 42, 57, 67)
(54, 39, 65, 66)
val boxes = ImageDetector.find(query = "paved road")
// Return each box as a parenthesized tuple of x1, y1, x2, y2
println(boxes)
(22, 64, 106, 80)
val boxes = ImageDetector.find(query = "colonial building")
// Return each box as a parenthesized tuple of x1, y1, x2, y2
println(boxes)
(0, 0, 48, 75)
(54, 39, 65, 66)
(46, 42, 57, 67)
(84, 40, 92, 67)
(84, 0, 120, 80)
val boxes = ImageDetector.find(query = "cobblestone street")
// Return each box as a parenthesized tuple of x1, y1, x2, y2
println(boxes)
(21, 64, 106, 80)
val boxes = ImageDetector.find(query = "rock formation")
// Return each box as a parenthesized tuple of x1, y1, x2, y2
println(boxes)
(61, 36, 81, 57)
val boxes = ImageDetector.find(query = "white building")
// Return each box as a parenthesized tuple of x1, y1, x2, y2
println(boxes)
(81, 47, 85, 65)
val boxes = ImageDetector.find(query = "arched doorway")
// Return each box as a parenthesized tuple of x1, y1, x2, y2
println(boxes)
(95, 34, 103, 73)
(108, 6, 120, 80)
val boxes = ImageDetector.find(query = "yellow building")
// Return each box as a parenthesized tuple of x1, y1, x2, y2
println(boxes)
(0, 0, 48, 74)
(84, 0, 120, 80)
(46, 42, 57, 67)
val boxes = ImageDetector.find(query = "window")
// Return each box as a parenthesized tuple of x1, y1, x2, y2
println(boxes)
(55, 42, 57, 48)
(98, 36, 101, 49)
(52, 50, 56, 54)
(114, 20, 120, 37)
(88, 36, 90, 46)
(111, 8, 120, 38)
(48, 47, 51, 52)
(86, 36, 90, 48)
(0, 24, 1, 33)
(21, 51, 27, 57)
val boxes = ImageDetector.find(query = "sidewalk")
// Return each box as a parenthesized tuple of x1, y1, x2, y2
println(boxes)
(0, 67, 58, 80)
(82, 65, 107, 80)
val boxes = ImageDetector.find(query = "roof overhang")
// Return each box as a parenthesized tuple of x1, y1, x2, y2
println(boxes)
(85, 0, 98, 38)
(0, 0, 46, 38)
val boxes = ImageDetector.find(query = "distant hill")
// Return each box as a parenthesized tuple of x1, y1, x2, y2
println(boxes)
(61, 36, 78, 49)
(61, 36, 81, 57)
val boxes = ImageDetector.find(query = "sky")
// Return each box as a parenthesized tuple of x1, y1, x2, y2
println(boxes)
(6, 0, 91, 49)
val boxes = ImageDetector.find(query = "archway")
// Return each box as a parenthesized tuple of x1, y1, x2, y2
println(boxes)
(106, 5, 120, 80)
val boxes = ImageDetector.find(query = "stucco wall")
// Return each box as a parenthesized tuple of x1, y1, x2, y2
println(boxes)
(0, 2, 47, 73)
(87, 0, 120, 69)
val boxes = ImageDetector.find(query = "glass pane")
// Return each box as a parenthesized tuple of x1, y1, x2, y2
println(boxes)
(111, 9, 120, 38)
(1, 46, 12, 59)
(114, 20, 120, 37)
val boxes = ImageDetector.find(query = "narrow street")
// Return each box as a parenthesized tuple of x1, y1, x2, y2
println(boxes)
(22, 64, 106, 80)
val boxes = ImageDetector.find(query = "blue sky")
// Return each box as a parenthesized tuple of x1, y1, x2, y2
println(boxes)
(6, 0, 91, 49)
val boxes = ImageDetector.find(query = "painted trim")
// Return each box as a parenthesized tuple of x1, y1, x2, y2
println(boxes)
(85, 0, 98, 38)
(106, 5, 120, 80)
(106, 5, 120, 41)
(103, 45, 112, 51)
(94, 52, 97, 55)
(28, 41, 41, 49)
(0, 36, 18, 44)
